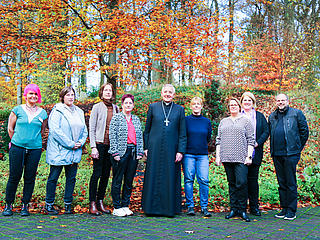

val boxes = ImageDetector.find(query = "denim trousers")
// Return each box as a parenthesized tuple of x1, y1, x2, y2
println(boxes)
(223, 162, 248, 212)
(183, 154, 209, 209)
(89, 144, 112, 202)
(5, 144, 42, 204)
(273, 154, 300, 213)
(111, 146, 138, 209)
(45, 163, 78, 204)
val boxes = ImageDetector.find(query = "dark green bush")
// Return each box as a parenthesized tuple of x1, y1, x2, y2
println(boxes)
(0, 109, 11, 159)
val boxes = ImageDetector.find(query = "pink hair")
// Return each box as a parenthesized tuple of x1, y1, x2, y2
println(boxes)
(23, 84, 42, 103)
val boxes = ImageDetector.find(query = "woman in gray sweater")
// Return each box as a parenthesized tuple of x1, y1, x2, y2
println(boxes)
(216, 98, 255, 222)
(88, 83, 119, 215)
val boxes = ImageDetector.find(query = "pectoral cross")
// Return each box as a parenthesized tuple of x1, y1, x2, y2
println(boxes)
(164, 119, 169, 126)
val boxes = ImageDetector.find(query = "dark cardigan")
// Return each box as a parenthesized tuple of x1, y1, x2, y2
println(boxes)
(253, 111, 269, 165)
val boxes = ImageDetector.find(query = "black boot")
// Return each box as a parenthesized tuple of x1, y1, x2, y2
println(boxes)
(45, 203, 59, 215)
(21, 203, 30, 216)
(2, 203, 13, 216)
(239, 211, 251, 222)
(64, 204, 72, 214)
(225, 210, 238, 219)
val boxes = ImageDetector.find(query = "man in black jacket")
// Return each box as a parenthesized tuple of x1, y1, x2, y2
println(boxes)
(269, 94, 309, 221)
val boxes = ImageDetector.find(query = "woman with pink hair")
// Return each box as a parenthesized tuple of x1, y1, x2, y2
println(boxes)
(2, 84, 48, 217)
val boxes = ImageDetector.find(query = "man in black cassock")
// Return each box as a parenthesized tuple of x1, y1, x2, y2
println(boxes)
(142, 84, 187, 217)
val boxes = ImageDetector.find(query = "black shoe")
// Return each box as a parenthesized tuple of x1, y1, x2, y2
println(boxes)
(2, 204, 13, 216)
(187, 207, 195, 216)
(201, 208, 212, 217)
(274, 209, 287, 219)
(239, 211, 251, 222)
(284, 212, 296, 221)
(250, 208, 261, 216)
(64, 204, 72, 214)
(225, 210, 238, 219)
(45, 203, 59, 215)
(21, 203, 30, 216)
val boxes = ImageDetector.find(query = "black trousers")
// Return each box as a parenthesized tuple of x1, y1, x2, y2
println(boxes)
(224, 162, 248, 212)
(89, 144, 112, 202)
(111, 146, 138, 209)
(5, 144, 42, 204)
(273, 154, 300, 213)
(247, 163, 260, 209)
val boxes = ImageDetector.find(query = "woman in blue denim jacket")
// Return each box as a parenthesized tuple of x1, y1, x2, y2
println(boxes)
(44, 86, 88, 215)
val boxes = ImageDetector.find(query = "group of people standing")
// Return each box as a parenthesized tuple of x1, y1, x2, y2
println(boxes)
(2, 83, 309, 223)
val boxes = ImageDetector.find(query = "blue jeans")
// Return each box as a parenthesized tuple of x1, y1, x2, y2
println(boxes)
(5, 144, 42, 204)
(45, 164, 78, 205)
(183, 154, 209, 209)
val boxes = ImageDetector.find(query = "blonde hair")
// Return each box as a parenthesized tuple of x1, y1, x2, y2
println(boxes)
(190, 97, 203, 106)
(240, 92, 256, 108)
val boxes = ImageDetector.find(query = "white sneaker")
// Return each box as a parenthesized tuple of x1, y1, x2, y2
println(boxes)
(122, 207, 133, 216)
(112, 208, 126, 217)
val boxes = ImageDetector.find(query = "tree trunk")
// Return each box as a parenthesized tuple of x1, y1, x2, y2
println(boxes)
(16, 20, 23, 105)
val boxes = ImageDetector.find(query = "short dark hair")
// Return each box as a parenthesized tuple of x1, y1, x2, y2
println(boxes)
(59, 86, 76, 103)
(228, 97, 241, 112)
(121, 94, 134, 104)
(98, 83, 116, 101)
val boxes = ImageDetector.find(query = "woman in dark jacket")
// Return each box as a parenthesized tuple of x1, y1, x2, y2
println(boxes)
(240, 92, 269, 216)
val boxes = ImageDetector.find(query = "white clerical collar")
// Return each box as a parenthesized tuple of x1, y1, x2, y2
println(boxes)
(163, 101, 172, 106)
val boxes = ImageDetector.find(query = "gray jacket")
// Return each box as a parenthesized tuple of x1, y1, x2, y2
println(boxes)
(89, 101, 118, 148)
(269, 107, 309, 156)
(46, 103, 88, 165)
(108, 112, 144, 158)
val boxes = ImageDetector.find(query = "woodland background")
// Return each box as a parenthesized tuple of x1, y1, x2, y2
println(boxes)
(0, 0, 319, 213)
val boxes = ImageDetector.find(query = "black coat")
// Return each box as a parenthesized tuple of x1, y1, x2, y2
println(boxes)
(253, 111, 269, 165)
(142, 102, 187, 217)
(268, 107, 309, 156)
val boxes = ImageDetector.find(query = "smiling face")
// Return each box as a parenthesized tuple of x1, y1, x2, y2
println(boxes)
(191, 100, 202, 115)
(241, 95, 254, 111)
(161, 86, 175, 103)
(276, 94, 289, 110)
(122, 97, 134, 114)
(102, 84, 113, 100)
(229, 99, 240, 116)
(64, 91, 75, 107)
(26, 91, 39, 106)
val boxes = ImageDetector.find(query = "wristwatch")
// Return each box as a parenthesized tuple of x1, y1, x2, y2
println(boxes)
(248, 156, 252, 160)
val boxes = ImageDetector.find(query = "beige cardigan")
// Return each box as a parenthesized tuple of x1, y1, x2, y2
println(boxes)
(89, 101, 119, 148)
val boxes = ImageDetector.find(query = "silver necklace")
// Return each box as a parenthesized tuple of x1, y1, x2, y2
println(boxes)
(161, 101, 173, 126)
(25, 104, 38, 113)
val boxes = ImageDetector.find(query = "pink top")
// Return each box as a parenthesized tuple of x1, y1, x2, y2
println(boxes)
(126, 117, 136, 145)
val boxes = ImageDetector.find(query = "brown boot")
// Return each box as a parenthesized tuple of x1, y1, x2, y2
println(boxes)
(97, 200, 111, 214)
(89, 201, 101, 216)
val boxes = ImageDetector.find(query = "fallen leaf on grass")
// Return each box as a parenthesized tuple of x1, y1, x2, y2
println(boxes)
(39, 220, 45, 223)
(37, 226, 43, 229)
(278, 229, 284, 231)
(60, 225, 67, 228)
(226, 236, 232, 238)
(50, 216, 58, 219)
